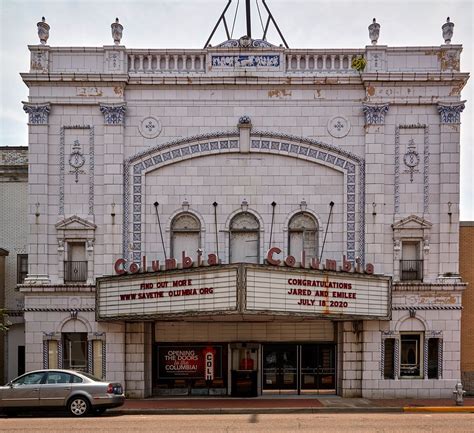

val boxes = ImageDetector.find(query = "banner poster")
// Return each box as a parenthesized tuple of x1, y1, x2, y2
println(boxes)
(157, 345, 223, 379)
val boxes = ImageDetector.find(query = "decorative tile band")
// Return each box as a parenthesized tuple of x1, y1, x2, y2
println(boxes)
(124, 131, 240, 260)
(124, 131, 364, 264)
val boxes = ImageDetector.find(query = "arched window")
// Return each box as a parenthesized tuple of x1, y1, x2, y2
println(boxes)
(229, 212, 260, 264)
(170, 213, 201, 258)
(288, 212, 318, 261)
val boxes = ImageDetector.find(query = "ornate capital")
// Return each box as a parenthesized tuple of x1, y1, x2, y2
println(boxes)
(437, 102, 465, 124)
(23, 102, 51, 125)
(99, 103, 126, 125)
(362, 103, 389, 125)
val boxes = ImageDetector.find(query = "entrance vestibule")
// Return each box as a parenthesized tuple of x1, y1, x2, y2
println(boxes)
(262, 344, 336, 395)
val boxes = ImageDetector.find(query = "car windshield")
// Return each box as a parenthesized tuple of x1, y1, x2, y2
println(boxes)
(77, 371, 103, 382)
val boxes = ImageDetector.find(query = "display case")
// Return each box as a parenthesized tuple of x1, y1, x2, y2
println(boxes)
(230, 345, 258, 397)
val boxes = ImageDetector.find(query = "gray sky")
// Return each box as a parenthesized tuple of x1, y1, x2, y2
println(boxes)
(1, 0, 472, 219)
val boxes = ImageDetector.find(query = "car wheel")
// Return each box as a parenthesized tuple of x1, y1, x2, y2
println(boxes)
(68, 396, 90, 417)
(92, 407, 106, 416)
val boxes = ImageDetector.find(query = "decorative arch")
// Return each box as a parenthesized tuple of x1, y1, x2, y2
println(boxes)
(395, 315, 429, 333)
(57, 315, 92, 334)
(124, 131, 364, 265)
(169, 211, 202, 258)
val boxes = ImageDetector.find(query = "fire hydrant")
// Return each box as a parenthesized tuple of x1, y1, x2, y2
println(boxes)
(453, 382, 466, 406)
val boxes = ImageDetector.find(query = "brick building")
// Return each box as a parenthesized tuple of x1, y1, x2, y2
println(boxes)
(460, 222, 474, 393)
(18, 15, 469, 398)
(0, 147, 28, 381)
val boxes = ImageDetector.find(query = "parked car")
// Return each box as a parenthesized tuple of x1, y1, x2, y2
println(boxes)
(0, 369, 125, 416)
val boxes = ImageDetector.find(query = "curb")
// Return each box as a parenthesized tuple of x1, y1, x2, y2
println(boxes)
(110, 407, 404, 415)
(403, 406, 474, 413)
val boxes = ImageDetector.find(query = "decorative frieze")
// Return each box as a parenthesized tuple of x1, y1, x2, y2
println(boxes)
(362, 103, 389, 125)
(99, 103, 126, 125)
(23, 102, 51, 125)
(211, 54, 280, 68)
(437, 102, 465, 124)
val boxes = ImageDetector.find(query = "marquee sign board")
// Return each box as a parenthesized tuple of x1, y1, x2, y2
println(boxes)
(246, 267, 391, 319)
(97, 266, 238, 320)
(97, 264, 391, 320)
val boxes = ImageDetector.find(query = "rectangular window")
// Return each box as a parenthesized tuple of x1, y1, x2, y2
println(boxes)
(64, 242, 87, 282)
(383, 339, 395, 379)
(17, 254, 28, 284)
(63, 332, 88, 371)
(428, 338, 440, 379)
(400, 242, 423, 281)
(400, 334, 421, 377)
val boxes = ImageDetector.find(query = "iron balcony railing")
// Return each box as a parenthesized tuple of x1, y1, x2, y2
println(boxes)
(400, 259, 423, 281)
(64, 261, 88, 283)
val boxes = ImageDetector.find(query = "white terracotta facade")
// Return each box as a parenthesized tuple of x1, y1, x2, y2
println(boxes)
(20, 26, 469, 398)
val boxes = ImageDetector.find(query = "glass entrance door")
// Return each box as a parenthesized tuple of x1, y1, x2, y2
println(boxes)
(300, 344, 336, 393)
(262, 344, 336, 395)
(262, 344, 298, 393)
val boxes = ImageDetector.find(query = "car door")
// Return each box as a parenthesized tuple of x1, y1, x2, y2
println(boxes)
(40, 372, 73, 407)
(1, 371, 45, 408)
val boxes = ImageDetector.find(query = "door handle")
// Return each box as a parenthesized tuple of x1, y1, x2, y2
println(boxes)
(33, 388, 39, 392)
(64, 387, 71, 390)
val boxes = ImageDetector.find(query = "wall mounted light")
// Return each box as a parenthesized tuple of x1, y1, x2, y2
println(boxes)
(35, 202, 40, 218)
(372, 202, 377, 216)
(111, 202, 116, 218)
(448, 201, 452, 217)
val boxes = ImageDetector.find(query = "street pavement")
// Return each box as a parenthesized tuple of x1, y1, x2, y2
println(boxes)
(109, 396, 474, 414)
(1, 413, 474, 433)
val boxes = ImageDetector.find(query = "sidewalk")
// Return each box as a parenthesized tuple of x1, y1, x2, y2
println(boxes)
(110, 396, 474, 415)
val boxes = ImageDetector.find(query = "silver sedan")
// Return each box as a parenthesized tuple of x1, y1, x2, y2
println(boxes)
(0, 369, 125, 416)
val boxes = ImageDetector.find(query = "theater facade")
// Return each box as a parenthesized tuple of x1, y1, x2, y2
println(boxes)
(20, 16, 468, 398)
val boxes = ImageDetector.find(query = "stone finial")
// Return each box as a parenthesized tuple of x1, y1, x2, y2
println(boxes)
(442, 17, 454, 44)
(111, 17, 123, 45)
(368, 18, 380, 45)
(37, 17, 50, 45)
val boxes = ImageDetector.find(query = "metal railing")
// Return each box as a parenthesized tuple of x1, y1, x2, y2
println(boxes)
(400, 259, 423, 281)
(64, 261, 88, 282)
